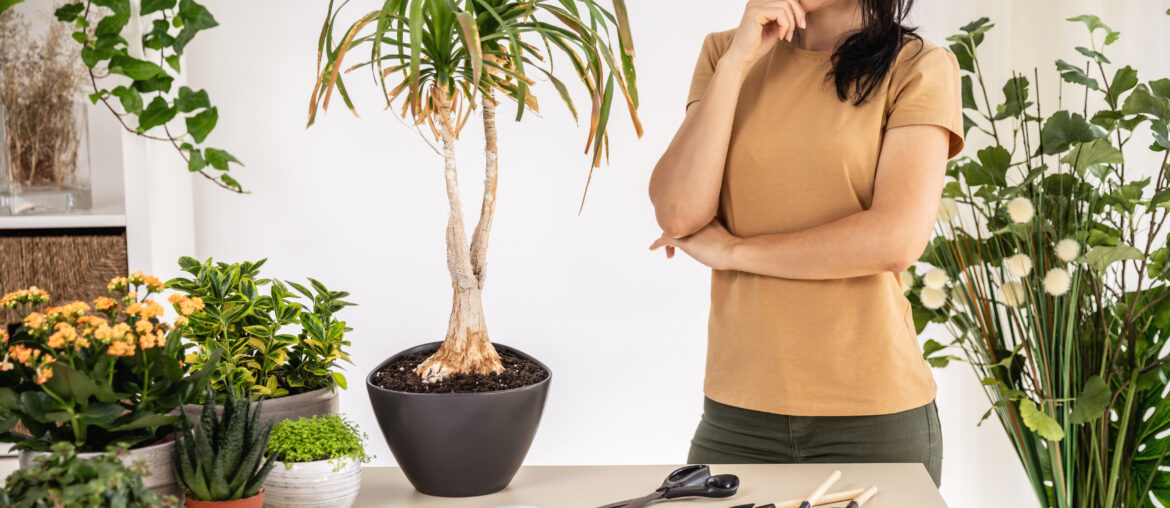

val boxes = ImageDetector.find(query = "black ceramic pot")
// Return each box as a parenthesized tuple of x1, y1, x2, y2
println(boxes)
(366, 342, 552, 497)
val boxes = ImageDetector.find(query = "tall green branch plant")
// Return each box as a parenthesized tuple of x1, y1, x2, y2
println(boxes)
(908, 14, 1170, 508)
(309, 0, 640, 382)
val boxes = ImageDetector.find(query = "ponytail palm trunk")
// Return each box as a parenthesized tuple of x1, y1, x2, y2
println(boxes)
(308, 0, 640, 382)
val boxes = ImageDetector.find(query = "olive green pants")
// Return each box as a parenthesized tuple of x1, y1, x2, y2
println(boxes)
(688, 397, 943, 487)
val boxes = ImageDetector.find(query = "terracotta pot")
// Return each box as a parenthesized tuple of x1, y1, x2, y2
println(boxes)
(366, 342, 551, 497)
(185, 490, 264, 508)
(18, 438, 180, 499)
(262, 458, 361, 508)
(179, 386, 339, 426)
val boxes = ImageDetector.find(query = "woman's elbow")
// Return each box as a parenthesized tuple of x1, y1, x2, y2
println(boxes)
(656, 211, 709, 239)
(884, 236, 930, 273)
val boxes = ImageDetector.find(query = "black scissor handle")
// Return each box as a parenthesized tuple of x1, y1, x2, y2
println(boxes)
(659, 465, 740, 500)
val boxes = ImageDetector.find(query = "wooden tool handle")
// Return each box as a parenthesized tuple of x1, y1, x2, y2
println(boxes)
(805, 470, 842, 505)
(853, 486, 879, 506)
(773, 488, 867, 508)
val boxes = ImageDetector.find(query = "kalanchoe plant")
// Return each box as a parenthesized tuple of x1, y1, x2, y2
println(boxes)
(0, 0, 246, 191)
(267, 414, 371, 471)
(173, 387, 277, 502)
(2, 441, 177, 508)
(166, 257, 355, 401)
(0, 273, 219, 452)
(908, 13, 1170, 508)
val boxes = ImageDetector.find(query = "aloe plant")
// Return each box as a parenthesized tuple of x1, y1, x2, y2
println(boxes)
(308, 0, 640, 382)
(173, 388, 278, 501)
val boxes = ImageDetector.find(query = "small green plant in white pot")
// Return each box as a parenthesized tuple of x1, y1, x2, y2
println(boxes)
(262, 414, 371, 508)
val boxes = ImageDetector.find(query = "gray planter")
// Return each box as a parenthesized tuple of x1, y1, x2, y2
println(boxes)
(262, 458, 361, 508)
(366, 342, 551, 497)
(180, 386, 340, 426)
(18, 438, 180, 499)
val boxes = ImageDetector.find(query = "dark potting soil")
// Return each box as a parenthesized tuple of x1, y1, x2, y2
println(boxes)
(372, 348, 548, 394)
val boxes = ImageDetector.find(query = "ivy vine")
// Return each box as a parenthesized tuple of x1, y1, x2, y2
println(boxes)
(52, 0, 243, 192)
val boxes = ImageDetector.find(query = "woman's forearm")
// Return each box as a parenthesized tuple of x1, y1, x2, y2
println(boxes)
(725, 208, 928, 280)
(649, 57, 751, 238)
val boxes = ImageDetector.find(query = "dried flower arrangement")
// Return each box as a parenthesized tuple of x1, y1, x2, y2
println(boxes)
(0, 9, 87, 194)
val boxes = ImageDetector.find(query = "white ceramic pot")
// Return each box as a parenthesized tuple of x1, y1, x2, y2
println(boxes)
(262, 458, 361, 508)
(179, 387, 340, 426)
(18, 438, 180, 499)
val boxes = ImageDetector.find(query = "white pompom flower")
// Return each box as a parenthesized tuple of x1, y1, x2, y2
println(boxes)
(923, 268, 949, 289)
(1007, 197, 1035, 224)
(1054, 238, 1080, 263)
(1004, 254, 1034, 278)
(899, 270, 915, 291)
(1044, 268, 1071, 296)
(998, 281, 1027, 307)
(937, 198, 960, 223)
(920, 287, 947, 310)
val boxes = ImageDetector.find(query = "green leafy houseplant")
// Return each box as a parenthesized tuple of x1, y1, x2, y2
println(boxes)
(267, 414, 371, 471)
(909, 14, 1170, 508)
(310, 0, 639, 382)
(0, 273, 219, 452)
(173, 388, 277, 503)
(2, 442, 177, 508)
(166, 257, 355, 401)
(0, 0, 244, 191)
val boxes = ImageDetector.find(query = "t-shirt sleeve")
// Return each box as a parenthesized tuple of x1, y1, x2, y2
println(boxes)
(686, 33, 722, 110)
(885, 46, 965, 158)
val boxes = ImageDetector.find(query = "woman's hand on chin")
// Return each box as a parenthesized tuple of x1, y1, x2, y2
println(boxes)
(651, 220, 741, 270)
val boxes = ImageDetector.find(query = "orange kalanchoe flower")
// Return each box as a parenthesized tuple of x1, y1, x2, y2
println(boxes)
(23, 312, 46, 330)
(34, 360, 55, 384)
(44, 301, 90, 317)
(1, 329, 7, 344)
(107, 339, 136, 357)
(93, 324, 115, 341)
(94, 296, 117, 311)
(138, 332, 159, 349)
(9, 345, 37, 366)
(47, 323, 78, 349)
(177, 296, 205, 316)
(142, 275, 164, 290)
(108, 276, 128, 292)
(135, 320, 154, 334)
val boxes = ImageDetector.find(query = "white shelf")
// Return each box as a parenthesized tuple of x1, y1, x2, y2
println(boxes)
(0, 202, 126, 230)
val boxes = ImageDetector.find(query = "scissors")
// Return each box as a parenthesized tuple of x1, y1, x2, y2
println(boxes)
(595, 465, 740, 508)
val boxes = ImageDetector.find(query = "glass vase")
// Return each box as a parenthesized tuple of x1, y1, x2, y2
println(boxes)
(0, 101, 93, 215)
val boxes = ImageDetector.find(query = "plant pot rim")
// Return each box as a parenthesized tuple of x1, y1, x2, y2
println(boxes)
(365, 341, 552, 397)
(184, 489, 264, 504)
(272, 457, 363, 469)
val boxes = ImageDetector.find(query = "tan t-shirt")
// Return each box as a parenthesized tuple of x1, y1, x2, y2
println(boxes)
(687, 30, 964, 416)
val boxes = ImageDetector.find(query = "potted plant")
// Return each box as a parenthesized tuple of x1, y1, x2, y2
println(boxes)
(0, 273, 220, 499)
(262, 414, 372, 508)
(167, 256, 355, 424)
(2, 442, 177, 507)
(911, 13, 1170, 507)
(309, 0, 638, 496)
(173, 387, 278, 508)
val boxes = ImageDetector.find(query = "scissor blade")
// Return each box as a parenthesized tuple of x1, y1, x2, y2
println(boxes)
(620, 492, 666, 508)
(594, 492, 663, 508)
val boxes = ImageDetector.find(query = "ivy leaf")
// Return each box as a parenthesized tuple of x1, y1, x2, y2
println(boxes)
(108, 54, 166, 81)
(1056, 60, 1099, 90)
(204, 148, 241, 170)
(1069, 376, 1111, 424)
(137, 96, 177, 132)
(95, 13, 130, 37)
(133, 75, 174, 94)
(166, 55, 181, 73)
(1060, 138, 1123, 176)
(140, 0, 176, 15)
(1151, 78, 1170, 99)
(173, 0, 219, 54)
(950, 42, 974, 74)
(961, 75, 977, 110)
(1083, 245, 1143, 272)
(143, 19, 175, 50)
(52, 2, 84, 21)
(1041, 111, 1097, 154)
(176, 86, 210, 113)
(1019, 399, 1065, 441)
(186, 107, 218, 143)
(110, 86, 143, 115)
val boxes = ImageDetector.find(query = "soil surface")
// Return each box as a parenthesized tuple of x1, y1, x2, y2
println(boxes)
(372, 347, 548, 394)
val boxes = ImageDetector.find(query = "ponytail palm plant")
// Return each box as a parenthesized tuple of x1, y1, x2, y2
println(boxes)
(308, 0, 639, 382)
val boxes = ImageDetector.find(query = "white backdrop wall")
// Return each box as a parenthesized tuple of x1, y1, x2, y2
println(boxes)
(174, 2, 1170, 507)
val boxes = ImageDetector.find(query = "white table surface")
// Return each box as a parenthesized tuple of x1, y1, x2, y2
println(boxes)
(353, 463, 947, 508)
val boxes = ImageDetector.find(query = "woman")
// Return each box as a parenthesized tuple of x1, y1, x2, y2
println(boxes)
(648, 0, 963, 486)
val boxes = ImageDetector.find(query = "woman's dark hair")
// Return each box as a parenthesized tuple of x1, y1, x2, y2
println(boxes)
(828, 0, 920, 105)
